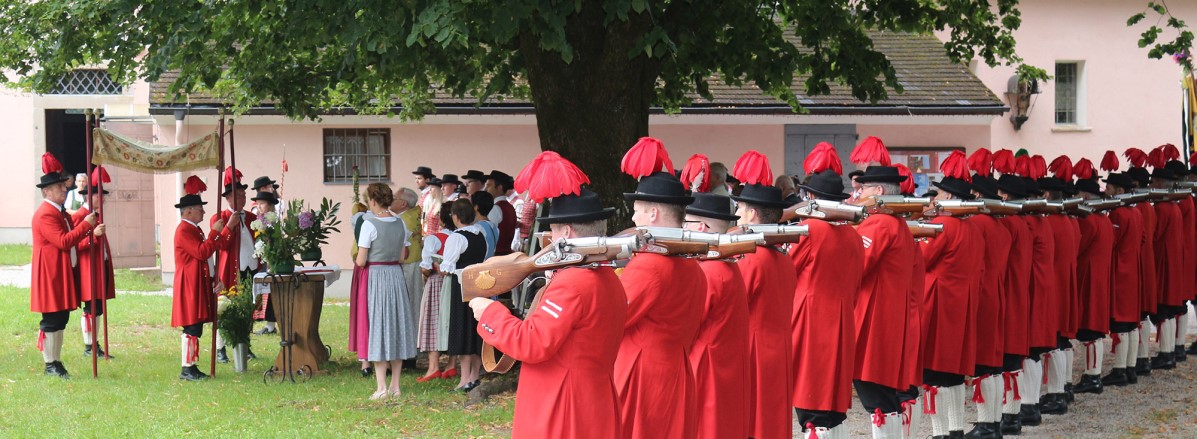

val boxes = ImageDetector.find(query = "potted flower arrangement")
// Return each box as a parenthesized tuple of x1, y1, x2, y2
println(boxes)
(251, 209, 300, 274)
(294, 198, 342, 262)
(217, 276, 254, 372)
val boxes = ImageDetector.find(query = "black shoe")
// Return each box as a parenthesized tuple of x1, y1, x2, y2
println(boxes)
(1101, 368, 1129, 387)
(44, 361, 70, 379)
(84, 344, 113, 359)
(1135, 357, 1152, 376)
(1019, 404, 1041, 426)
(1063, 382, 1074, 403)
(361, 366, 374, 378)
(216, 347, 229, 364)
(179, 365, 209, 381)
(1074, 374, 1103, 394)
(1039, 393, 1068, 415)
(1175, 346, 1187, 362)
(254, 326, 277, 335)
(247, 349, 257, 360)
(964, 422, 1003, 439)
(1187, 342, 1197, 356)
(461, 379, 481, 393)
(950, 431, 965, 438)
(1000, 413, 1022, 435)
(1151, 352, 1176, 370)
(1126, 365, 1139, 384)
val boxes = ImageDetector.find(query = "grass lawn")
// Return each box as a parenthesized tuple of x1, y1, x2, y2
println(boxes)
(112, 269, 168, 292)
(0, 244, 31, 266)
(0, 286, 515, 437)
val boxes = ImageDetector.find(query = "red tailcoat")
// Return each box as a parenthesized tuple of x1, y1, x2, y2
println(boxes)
(1107, 206, 1144, 324)
(1076, 212, 1114, 334)
(998, 216, 1032, 356)
(31, 201, 94, 313)
(1023, 215, 1058, 349)
(615, 254, 704, 439)
(494, 199, 517, 256)
(477, 266, 626, 439)
(967, 214, 1011, 369)
(1153, 201, 1185, 308)
(1135, 202, 1158, 315)
(854, 213, 916, 389)
(210, 209, 258, 289)
(1045, 214, 1079, 339)
(919, 216, 984, 376)
(903, 247, 927, 390)
(172, 221, 228, 327)
(72, 206, 115, 302)
(1180, 196, 1196, 302)
(689, 259, 750, 439)
(788, 220, 862, 412)
(738, 245, 796, 438)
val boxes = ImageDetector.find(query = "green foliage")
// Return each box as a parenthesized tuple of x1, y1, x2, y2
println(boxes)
(216, 275, 254, 345)
(1129, 1, 1194, 72)
(0, 0, 1035, 120)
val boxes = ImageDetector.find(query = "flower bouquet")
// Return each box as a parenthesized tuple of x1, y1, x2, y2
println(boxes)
(294, 198, 342, 262)
(217, 276, 254, 346)
(251, 209, 300, 274)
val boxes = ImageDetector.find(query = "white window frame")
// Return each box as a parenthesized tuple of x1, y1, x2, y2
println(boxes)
(1053, 60, 1087, 129)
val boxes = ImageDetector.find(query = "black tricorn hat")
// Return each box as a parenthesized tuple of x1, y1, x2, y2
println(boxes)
(854, 165, 908, 184)
(1036, 177, 1066, 192)
(1165, 160, 1191, 176)
(440, 174, 461, 185)
(971, 175, 1001, 200)
(1075, 178, 1101, 195)
(799, 170, 851, 200)
(76, 185, 110, 196)
(252, 176, 278, 191)
(462, 170, 487, 181)
(996, 174, 1029, 198)
(623, 171, 694, 205)
(412, 166, 435, 178)
(1151, 167, 1177, 181)
(686, 193, 740, 221)
(487, 170, 512, 182)
(932, 177, 976, 200)
(1020, 177, 1043, 196)
(221, 182, 248, 196)
(37, 172, 70, 188)
(174, 194, 207, 209)
(251, 191, 279, 205)
(1102, 172, 1136, 190)
(1127, 167, 1150, 185)
(540, 188, 615, 224)
(731, 183, 791, 208)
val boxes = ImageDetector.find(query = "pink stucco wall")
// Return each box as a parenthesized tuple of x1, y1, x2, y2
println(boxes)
(956, 0, 1197, 162)
(0, 89, 38, 240)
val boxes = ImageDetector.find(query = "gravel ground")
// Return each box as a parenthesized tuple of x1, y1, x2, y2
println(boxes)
(817, 324, 1197, 439)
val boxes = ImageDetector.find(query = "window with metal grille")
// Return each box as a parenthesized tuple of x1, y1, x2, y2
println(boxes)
(48, 69, 123, 95)
(1055, 62, 1078, 125)
(323, 128, 391, 183)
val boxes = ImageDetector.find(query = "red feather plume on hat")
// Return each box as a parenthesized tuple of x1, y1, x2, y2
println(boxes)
(992, 149, 1015, 174)
(1191, 151, 1197, 165)
(1073, 158, 1095, 180)
(849, 136, 891, 166)
(621, 137, 674, 179)
(941, 150, 971, 182)
(1147, 147, 1166, 168)
(41, 153, 63, 174)
(733, 150, 773, 186)
(222, 166, 243, 186)
(90, 166, 112, 184)
(1030, 155, 1048, 179)
(894, 164, 916, 195)
(679, 154, 711, 192)
(184, 176, 207, 195)
(1123, 148, 1148, 167)
(1100, 150, 1119, 171)
(967, 148, 993, 175)
(803, 142, 843, 176)
(1014, 154, 1031, 177)
(1160, 143, 1180, 161)
(514, 151, 591, 203)
(1048, 156, 1073, 181)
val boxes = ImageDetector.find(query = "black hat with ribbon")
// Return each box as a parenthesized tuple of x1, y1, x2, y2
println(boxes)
(933, 178, 976, 200)
(252, 176, 278, 191)
(800, 170, 851, 200)
(77, 166, 112, 195)
(971, 175, 1002, 200)
(251, 191, 279, 205)
(440, 174, 461, 185)
(36, 153, 71, 188)
(462, 170, 487, 182)
(996, 174, 1029, 198)
(686, 193, 740, 221)
(931, 151, 974, 199)
(541, 188, 615, 224)
(175, 176, 209, 208)
(412, 166, 435, 178)
(1102, 172, 1135, 190)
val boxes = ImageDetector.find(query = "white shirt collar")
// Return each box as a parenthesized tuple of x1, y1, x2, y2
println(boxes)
(182, 218, 200, 229)
(494, 195, 508, 203)
(43, 199, 65, 210)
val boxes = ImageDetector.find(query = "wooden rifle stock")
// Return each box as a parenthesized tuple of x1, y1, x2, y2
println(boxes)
(907, 221, 944, 238)
(730, 223, 810, 245)
(635, 226, 718, 256)
(783, 200, 865, 223)
(460, 234, 642, 300)
(925, 200, 986, 217)
(980, 199, 1023, 216)
(703, 239, 759, 259)
(862, 195, 932, 216)
(1083, 198, 1122, 212)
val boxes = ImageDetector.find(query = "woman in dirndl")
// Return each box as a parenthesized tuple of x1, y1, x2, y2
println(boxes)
(354, 183, 417, 400)
(440, 198, 487, 391)
(416, 202, 458, 382)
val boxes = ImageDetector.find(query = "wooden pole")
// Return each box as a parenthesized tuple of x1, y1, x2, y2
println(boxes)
(84, 109, 98, 378)
(211, 113, 225, 378)
(94, 111, 110, 361)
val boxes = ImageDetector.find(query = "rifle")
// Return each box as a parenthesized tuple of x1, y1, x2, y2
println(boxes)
(460, 232, 645, 301)
(1113, 192, 1149, 204)
(782, 199, 866, 223)
(925, 200, 987, 217)
(907, 221, 944, 238)
(729, 223, 810, 245)
(1083, 198, 1122, 212)
(635, 226, 719, 256)
(1164, 188, 1192, 201)
(981, 199, 1023, 216)
(1012, 199, 1050, 214)
(860, 195, 932, 216)
(702, 234, 762, 260)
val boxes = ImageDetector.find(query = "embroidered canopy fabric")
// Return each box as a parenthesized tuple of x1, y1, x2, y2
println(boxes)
(92, 128, 219, 173)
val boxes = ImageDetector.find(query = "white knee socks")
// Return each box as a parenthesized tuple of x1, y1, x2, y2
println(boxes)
(1084, 340, 1103, 375)
(40, 330, 61, 363)
(975, 375, 1003, 423)
(1159, 318, 1176, 353)
(80, 314, 94, 345)
(1021, 358, 1043, 405)
(872, 411, 903, 439)
(1001, 370, 1023, 415)
(181, 334, 199, 367)
(904, 394, 924, 439)
(929, 385, 950, 436)
(1138, 319, 1153, 359)
(1177, 316, 1189, 348)
(1127, 328, 1141, 365)
(1112, 332, 1130, 368)
(1064, 346, 1075, 384)
(946, 384, 966, 432)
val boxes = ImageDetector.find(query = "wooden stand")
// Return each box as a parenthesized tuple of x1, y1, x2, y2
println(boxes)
(255, 274, 329, 382)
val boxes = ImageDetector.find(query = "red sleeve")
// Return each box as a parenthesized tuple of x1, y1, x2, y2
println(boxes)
(210, 211, 236, 250)
(619, 255, 665, 329)
(478, 274, 582, 364)
(178, 226, 224, 261)
(35, 208, 93, 251)
(919, 217, 950, 267)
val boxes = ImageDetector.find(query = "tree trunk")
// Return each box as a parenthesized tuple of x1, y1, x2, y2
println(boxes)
(521, 5, 659, 231)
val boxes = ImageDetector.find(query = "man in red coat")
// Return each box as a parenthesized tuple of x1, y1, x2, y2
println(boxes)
(1011, 177, 1055, 427)
(919, 176, 984, 438)
(1036, 176, 1079, 416)
(1149, 167, 1186, 370)
(1167, 161, 1197, 358)
(617, 171, 705, 439)
(210, 170, 258, 363)
(965, 175, 1013, 438)
(1127, 166, 1159, 376)
(31, 155, 101, 378)
(992, 174, 1035, 435)
(790, 171, 863, 439)
(173, 185, 231, 381)
(683, 193, 750, 439)
(1101, 173, 1145, 386)
(732, 180, 798, 439)
(484, 171, 518, 256)
(850, 165, 917, 439)
(72, 182, 115, 359)
(1071, 178, 1115, 395)
(469, 187, 627, 439)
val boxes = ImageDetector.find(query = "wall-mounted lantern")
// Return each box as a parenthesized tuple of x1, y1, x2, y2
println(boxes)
(1005, 75, 1040, 131)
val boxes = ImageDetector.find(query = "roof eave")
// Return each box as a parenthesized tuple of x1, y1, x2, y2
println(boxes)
(148, 102, 1009, 117)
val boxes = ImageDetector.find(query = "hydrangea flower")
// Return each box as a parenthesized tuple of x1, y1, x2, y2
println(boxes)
(250, 219, 263, 231)
(298, 211, 315, 229)
(263, 211, 279, 226)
